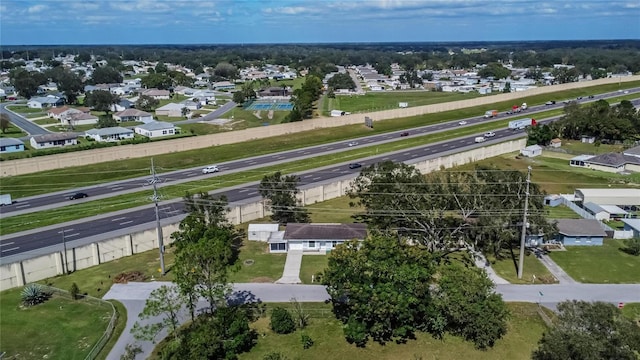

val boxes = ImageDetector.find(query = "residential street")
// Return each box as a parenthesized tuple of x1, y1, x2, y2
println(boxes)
(103, 281, 640, 360)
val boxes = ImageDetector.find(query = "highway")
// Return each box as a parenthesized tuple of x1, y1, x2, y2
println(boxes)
(0, 102, 51, 136)
(1, 91, 639, 262)
(2, 88, 638, 218)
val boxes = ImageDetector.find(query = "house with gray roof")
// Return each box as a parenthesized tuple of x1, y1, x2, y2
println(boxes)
(30, 133, 78, 149)
(85, 127, 134, 142)
(268, 223, 367, 253)
(113, 109, 153, 123)
(582, 152, 640, 173)
(0, 138, 25, 154)
(27, 96, 64, 109)
(583, 202, 628, 221)
(554, 219, 607, 246)
(134, 121, 176, 138)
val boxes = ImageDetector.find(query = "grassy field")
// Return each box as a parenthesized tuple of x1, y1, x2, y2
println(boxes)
(300, 256, 329, 284)
(0, 123, 27, 138)
(546, 205, 582, 219)
(490, 253, 558, 284)
(0, 287, 112, 360)
(230, 240, 287, 283)
(549, 239, 640, 283)
(237, 302, 550, 360)
(621, 303, 640, 323)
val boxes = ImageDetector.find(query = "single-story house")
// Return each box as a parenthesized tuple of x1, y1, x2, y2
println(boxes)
(180, 100, 201, 110)
(581, 135, 596, 144)
(134, 121, 176, 138)
(569, 154, 595, 167)
(113, 109, 154, 123)
(109, 99, 135, 113)
(27, 96, 64, 109)
(0, 138, 25, 153)
(623, 144, 640, 159)
(583, 202, 628, 221)
(247, 223, 280, 242)
(268, 223, 367, 254)
(554, 218, 607, 246)
(141, 89, 170, 99)
(62, 112, 99, 126)
(580, 152, 640, 173)
(85, 127, 135, 142)
(155, 103, 184, 117)
(30, 133, 78, 149)
(621, 219, 640, 238)
(550, 138, 562, 148)
(574, 188, 640, 207)
(520, 144, 542, 157)
(212, 81, 235, 90)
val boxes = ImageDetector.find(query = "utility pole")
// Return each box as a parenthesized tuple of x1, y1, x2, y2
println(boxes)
(518, 166, 532, 279)
(151, 158, 165, 275)
(61, 228, 68, 274)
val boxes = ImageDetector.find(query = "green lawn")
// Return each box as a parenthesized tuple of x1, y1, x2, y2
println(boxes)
(0, 123, 27, 138)
(299, 256, 328, 284)
(326, 90, 482, 114)
(546, 205, 582, 219)
(33, 118, 60, 125)
(621, 303, 640, 323)
(237, 302, 551, 360)
(549, 239, 640, 283)
(0, 287, 112, 360)
(490, 253, 559, 284)
(230, 240, 287, 283)
(308, 196, 362, 223)
(5, 105, 46, 113)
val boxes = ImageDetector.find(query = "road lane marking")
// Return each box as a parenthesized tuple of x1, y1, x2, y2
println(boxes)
(312, 177, 322, 181)
(110, 187, 124, 191)
(119, 221, 134, 225)
(111, 217, 127, 221)
(15, 204, 31, 208)
(1, 247, 19, 253)
(238, 189, 250, 193)
(58, 229, 74, 233)
(247, 192, 257, 196)
(0, 242, 15, 247)
(65, 233, 80, 238)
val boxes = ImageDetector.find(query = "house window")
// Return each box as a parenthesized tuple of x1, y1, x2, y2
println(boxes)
(162, 130, 167, 135)
(0, 146, 5, 151)
(270, 243, 286, 251)
(332, 241, 339, 247)
(308, 241, 316, 248)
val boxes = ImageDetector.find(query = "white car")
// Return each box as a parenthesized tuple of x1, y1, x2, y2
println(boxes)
(484, 131, 496, 138)
(348, 141, 358, 147)
(202, 165, 219, 174)
(458, 121, 467, 126)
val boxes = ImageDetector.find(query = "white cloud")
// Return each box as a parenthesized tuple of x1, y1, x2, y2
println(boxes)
(27, 4, 47, 13)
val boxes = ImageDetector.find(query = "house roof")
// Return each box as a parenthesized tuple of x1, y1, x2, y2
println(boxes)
(570, 154, 595, 162)
(115, 109, 152, 117)
(584, 152, 640, 167)
(85, 127, 133, 136)
(66, 112, 97, 121)
(135, 121, 175, 131)
(29, 96, 62, 104)
(31, 133, 78, 143)
(48, 106, 70, 115)
(621, 218, 640, 231)
(283, 223, 367, 240)
(554, 219, 607, 237)
(156, 103, 184, 111)
(142, 89, 170, 96)
(623, 145, 640, 157)
(248, 223, 279, 233)
(576, 188, 640, 198)
(551, 138, 562, 143)
(523, 145, 542, 151)
(0, 138, 24, 147)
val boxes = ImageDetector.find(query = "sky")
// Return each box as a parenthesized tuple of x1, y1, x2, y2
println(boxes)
(1, 0, 639, 45)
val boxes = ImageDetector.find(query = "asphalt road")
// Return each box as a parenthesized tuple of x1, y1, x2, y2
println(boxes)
(1, 91, 639, 261)
(3, 88, 637, 218)
(174, 100, 237, 124)
(0, 102, 51, 135)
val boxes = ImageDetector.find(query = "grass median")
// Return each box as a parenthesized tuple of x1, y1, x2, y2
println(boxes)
(1, 112, 563, 236)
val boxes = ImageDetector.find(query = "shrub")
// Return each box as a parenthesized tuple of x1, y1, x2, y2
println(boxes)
(21, 283, 52, 307)
(69, 282, 80, 300)
(621, 238, 640, 256)
(263, 352, 288, 360)
(301, 333, 314, 349)
(270, 307, 295, 334)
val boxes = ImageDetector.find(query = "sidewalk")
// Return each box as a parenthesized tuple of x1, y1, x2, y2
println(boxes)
(275, 250, 303, 284)
(537, 254, 577, 284)
(473, 252, 510, 285)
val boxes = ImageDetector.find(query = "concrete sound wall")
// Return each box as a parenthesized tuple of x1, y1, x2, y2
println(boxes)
(2, 75, 637, 177)
(0, 138, 526, 291)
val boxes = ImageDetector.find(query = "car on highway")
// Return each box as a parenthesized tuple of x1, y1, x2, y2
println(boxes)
(484, 131, 496, 138)
(458, 121, 467, 126)
(202, 165, 220, 174)
(577, 96, 583, 100)
(545, 101, 556, 105)
(400, 132, 410, 137)
(348, 163, 362, 169)
(69, 192, 88, 200)
(348, 141, 358, 147)
(588, 95, 595, 99)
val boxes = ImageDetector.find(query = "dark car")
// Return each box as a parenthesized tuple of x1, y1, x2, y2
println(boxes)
(588, 95, 594, 99)
(400, 132, 410, 137)
(69, 192, 88, 200)
(348, 163, 362, 169)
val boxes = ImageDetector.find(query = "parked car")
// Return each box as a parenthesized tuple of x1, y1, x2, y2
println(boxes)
(458, 121, 467, 126)
(348, 163, 362, 169)
(69, 192, 88, 200)
(484, 131, 496, 138)
(400, 132, 410, 137)
(348, 141, 358, 147)
(202, 165, 219, 174)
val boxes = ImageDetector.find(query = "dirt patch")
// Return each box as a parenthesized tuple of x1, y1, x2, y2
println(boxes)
(250, 277, 275, 283)
(113, 271, 148, 284)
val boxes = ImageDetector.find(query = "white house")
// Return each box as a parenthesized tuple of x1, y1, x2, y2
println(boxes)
(583, 202, 628, 221)
(113, 109, 154, 123)
(268, 223, 367, 254)
(85, 127, 135, 142)
(141, 89, 171, 99)
(521, 145, 542, 157)
(63, 112, 99, 126)
(155, 103, 184, 117)
(30, 133, 78, 149)
(135, 121, 176, 138)
(247, 223, 280, 242)
(27, 96, 64, 109)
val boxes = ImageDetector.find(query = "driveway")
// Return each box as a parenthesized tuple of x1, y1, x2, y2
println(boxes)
(0, 102, 50, 135)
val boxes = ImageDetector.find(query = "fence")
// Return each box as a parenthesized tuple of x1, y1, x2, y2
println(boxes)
(39, 284, 118, 360)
